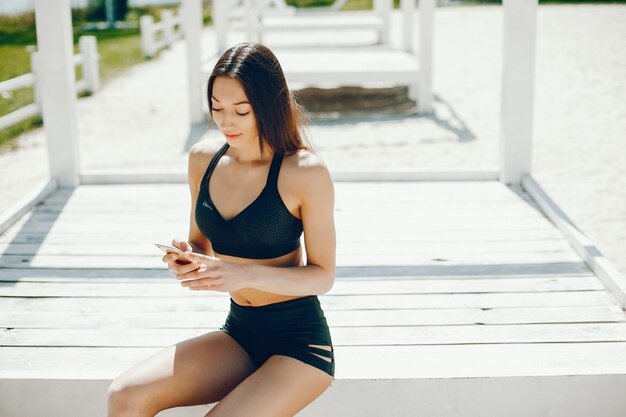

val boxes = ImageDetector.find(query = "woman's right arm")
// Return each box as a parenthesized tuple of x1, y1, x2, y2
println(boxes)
(183, 142, 215, 256)
(165, 142, 217, 274)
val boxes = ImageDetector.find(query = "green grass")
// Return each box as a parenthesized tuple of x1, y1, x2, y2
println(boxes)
(0, 4, 212, 150)
(0, 23, 146, 149)
(0, 41, 40, 149)
(0, 27, 147, 149)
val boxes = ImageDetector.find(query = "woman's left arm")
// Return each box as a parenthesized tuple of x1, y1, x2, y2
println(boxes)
(179, 156, 336, 295)
(244, 159, 336, 295)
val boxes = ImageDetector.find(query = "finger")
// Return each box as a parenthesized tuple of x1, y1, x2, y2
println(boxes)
(172, 239, 189, 251)
(190, 285, 217, 291)
(171, 261, 201, 275)
(178, 265, 220, 281)
(162, 254, 177, 263)
(179, 261, 201, 274)
(185, 277, 223, 288)
(167, 257, 188, 267)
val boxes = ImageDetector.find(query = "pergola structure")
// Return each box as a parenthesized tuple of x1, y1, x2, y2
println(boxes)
(22, 0, 537, 189)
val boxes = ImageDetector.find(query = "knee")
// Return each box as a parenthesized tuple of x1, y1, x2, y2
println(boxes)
(107, 381, 156, 417)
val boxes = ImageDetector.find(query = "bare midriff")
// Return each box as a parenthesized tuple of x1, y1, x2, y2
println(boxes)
(215, 244, 306, 307)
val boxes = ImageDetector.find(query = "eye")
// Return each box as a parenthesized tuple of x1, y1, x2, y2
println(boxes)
(212, 107, 223, 112)
(236, 112, 250, 116)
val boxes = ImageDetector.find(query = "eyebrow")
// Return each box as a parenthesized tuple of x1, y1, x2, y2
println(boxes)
(211, 96, 250, 105)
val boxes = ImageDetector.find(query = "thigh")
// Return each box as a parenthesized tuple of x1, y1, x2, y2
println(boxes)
(205, 355, 333, 417)
(108, 330, 257, 414)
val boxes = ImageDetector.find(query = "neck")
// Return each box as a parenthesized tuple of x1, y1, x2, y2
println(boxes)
(229, 141, 273, 165)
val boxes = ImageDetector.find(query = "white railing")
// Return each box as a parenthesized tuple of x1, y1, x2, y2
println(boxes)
(140, 8, 183, 58)
(0, 35, 100, 132)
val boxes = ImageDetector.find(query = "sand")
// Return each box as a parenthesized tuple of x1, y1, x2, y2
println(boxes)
(1, 4, 624, 275)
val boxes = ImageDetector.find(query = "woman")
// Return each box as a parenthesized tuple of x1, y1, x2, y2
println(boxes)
(107, 42, 336, 417)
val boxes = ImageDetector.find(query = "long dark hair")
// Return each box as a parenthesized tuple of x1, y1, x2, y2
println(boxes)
(207, 42, 313, 157)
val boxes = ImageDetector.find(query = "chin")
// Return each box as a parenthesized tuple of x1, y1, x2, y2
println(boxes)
(228, 137, 256, 148)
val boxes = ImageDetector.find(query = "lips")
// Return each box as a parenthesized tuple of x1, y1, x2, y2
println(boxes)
(224, 133, 241, 140)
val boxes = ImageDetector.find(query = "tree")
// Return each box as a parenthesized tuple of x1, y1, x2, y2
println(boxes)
(86, 0, 129, 23)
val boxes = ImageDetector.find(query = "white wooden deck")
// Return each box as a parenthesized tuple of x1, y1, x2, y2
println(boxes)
(1, 181, 626, 417)
(202, 45, 420, 91)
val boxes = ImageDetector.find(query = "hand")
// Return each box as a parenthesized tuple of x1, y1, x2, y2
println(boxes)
(175, 251, 250, 293)
(162, 239, 200, 276)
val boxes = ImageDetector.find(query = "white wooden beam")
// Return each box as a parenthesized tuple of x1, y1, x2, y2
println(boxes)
(182, 0, 205, 124)
(79, 169, 500, 185)
(374, 0, 392, 46)
(79, 36, 99, 94)
(0, 179, 58, 236)
(522, 175, 626, 311)
(401, 0, 415, 53)
(418, 0, 434, 113)
(212, 0, 229, 53)
(34, 0, 80, 188)
(499, 0, 537, 185)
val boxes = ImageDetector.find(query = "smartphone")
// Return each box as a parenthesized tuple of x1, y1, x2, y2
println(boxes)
(155, 243, 193, 263)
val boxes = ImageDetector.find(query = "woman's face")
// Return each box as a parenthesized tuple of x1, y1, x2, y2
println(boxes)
(210, 76, 258, 149)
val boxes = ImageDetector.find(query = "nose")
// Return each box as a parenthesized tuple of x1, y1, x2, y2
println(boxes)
(215, 110, 235, 129)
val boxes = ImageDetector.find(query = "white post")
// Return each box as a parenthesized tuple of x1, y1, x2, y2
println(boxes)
(79, 36, 100, 94)
(374, 0, 392, 46)
(213, 0, 228, 53)
(401, 0, 414, 53)
(140, 15, 155, 58)
(34, 0, 80, 188)
(162, 9, 175, 46)
(244, 0, 261, 43)
(499, 0, 537, 185)
(176, 6, 184, 38)
(29, 52, 42, 110)
(182, 0, 205, 124)
(418, 0, 434, 113)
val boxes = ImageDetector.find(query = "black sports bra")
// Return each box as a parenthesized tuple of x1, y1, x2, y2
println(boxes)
(195, 142, 303, 259)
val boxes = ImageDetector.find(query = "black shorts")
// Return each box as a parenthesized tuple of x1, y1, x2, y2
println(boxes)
(219, 295, 335, 378)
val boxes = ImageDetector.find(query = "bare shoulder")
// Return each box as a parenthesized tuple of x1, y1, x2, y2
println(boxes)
(283, 149, 333, 197)
(188, 140, 224, 189)
(284, 149, 330, 176)
(189, 140, 223, 160)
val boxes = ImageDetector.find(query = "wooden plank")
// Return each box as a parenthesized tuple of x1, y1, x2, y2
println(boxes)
(0, 240, 577, 256)
(3, 375, 626, 417)
(3, 342, 626, 379)
(4, 322, 626, 347)
(0, 276, 605, 297)
(3, 305, 624, 329)
(0, 292, 616, 313)
(36, 182, 523, 201)
(256, 14, 384, 31)
(333, 263, 593, 277)
(0, 264, 595, 282)
(8, 216, 556, 233)
(203, 48, 420, 84)
(0, 228, 564, 246)
(0, 228, 568, 245)
(0, 263, 595, 279)
(77, 169, 502, 184)
(14, 204, 549, 220)
(0, 251, 584, 269)
(32, 197, 537, 209)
